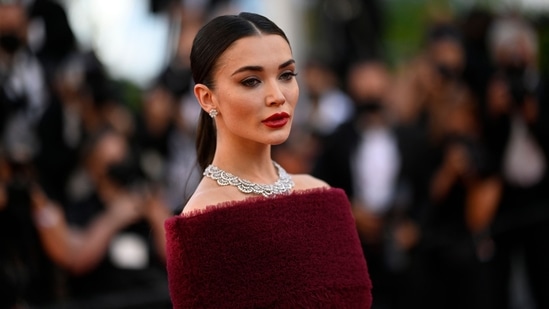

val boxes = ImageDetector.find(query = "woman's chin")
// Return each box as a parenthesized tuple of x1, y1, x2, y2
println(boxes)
(266, 133, 291, 146)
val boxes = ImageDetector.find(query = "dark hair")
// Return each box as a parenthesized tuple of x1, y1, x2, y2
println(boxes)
(191, 12, 290, 171)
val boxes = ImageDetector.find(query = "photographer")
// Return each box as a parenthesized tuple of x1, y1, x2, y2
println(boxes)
(417, 86, 501, 309)
(32, 128, 172, 308)
(0, 2, 48, 139)
(483, 15, 549, 308)
(0, 149, 64, 308)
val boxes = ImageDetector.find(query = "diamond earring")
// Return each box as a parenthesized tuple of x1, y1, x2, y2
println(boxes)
(208, 109, 218, 118)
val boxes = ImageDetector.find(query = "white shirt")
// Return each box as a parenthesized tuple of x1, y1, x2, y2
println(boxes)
(352, 127, 400, 214)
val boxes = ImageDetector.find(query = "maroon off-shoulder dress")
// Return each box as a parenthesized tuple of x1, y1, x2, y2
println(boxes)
(164, 188, 372, 308)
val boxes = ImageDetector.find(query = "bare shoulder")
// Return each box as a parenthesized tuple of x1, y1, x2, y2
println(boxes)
(291, 174, 330, 191)
(181, 181, 235, 215)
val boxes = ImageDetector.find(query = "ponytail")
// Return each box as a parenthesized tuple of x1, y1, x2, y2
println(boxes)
(195, 110, 216, 171)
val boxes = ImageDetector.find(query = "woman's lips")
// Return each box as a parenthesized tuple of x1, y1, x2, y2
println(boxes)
(262, 112, 290, 128)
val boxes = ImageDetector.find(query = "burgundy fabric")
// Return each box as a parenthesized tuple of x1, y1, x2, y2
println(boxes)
(165, 188, 372, 308)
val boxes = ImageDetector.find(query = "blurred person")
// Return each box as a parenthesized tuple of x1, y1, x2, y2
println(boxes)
(389, 21, 472, 201)
(35, 128, 172, 307)
(300, 58, 354, 137)
(133, 84, 178, 186)
(163, 99, 201, 212)
(0, 149, 65, 308)
(34, 51, 133, 207)
(388, 21, 471, 219)
(416, 88, 501, 309)
(389, 20, 504, 308)
(75, 51, 135, 138)
(313, 59, 424, 309)
(314, 60, 399, 220)
(34, 54, 88, 207)
(164, 12, 372, 308)
(483, 14, 549, 309)
(390, 22, 466, 140)
(150, 14, 204, 207)
(132, 81, 200, 211)
(154, 8, 205, 200)
(460, 8, 495, 104)
(0, 2, 49, 169)
(307, 0, 384, 77)
(140, 2, 204, 203)
(27, 0, 78, 83)
(0, 1, 49, 123)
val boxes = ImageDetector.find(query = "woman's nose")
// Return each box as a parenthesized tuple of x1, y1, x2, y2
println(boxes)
(265, 81, 286, 106)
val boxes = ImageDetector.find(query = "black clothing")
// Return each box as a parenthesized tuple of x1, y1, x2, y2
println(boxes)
(0, 183, 63, 308)
(65, 192, 171, 308)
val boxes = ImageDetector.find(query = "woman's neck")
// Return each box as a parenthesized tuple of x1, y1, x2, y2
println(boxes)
(211, 140, 278, 184)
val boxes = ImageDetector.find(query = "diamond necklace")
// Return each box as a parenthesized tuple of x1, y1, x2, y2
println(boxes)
(203, 161, 294, 198)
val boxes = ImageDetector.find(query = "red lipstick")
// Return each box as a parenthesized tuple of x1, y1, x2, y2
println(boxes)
(262, 112, 290, 128)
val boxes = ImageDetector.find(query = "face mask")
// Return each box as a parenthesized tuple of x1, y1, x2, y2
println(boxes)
(0, 33, 22, 54)
(501, 61, 526, 80)
(500, 60, 532, 105)
(356, 99, 383, 115)
(435, 63, 461, 81)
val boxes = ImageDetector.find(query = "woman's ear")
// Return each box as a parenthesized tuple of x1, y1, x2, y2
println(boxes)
(194, 84, 216, 112)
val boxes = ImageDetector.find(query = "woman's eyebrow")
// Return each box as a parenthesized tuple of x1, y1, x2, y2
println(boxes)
(231, 59, 295, 76)
(279, 59, 295, 69)
(231, 65, 262, 76)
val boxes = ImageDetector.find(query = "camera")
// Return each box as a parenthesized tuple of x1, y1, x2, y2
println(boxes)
(500, 62, 537, 106)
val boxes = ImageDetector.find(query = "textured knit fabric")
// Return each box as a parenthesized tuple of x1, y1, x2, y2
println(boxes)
(165, 188, 372, 308)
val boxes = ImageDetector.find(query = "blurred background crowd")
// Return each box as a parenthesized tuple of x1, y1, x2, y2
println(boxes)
(0, 0, 548, 308)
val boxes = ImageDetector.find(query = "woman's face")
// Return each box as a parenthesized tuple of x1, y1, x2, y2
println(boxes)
(209, 34, 299, 146)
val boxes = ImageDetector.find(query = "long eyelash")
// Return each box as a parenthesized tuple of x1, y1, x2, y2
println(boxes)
(241, 78, 260, 87)
(282, 72, 298, 79)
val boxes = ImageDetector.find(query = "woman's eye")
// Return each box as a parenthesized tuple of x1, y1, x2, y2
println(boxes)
(280, 72, 298, 81)
(241, 78, 260, 87)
